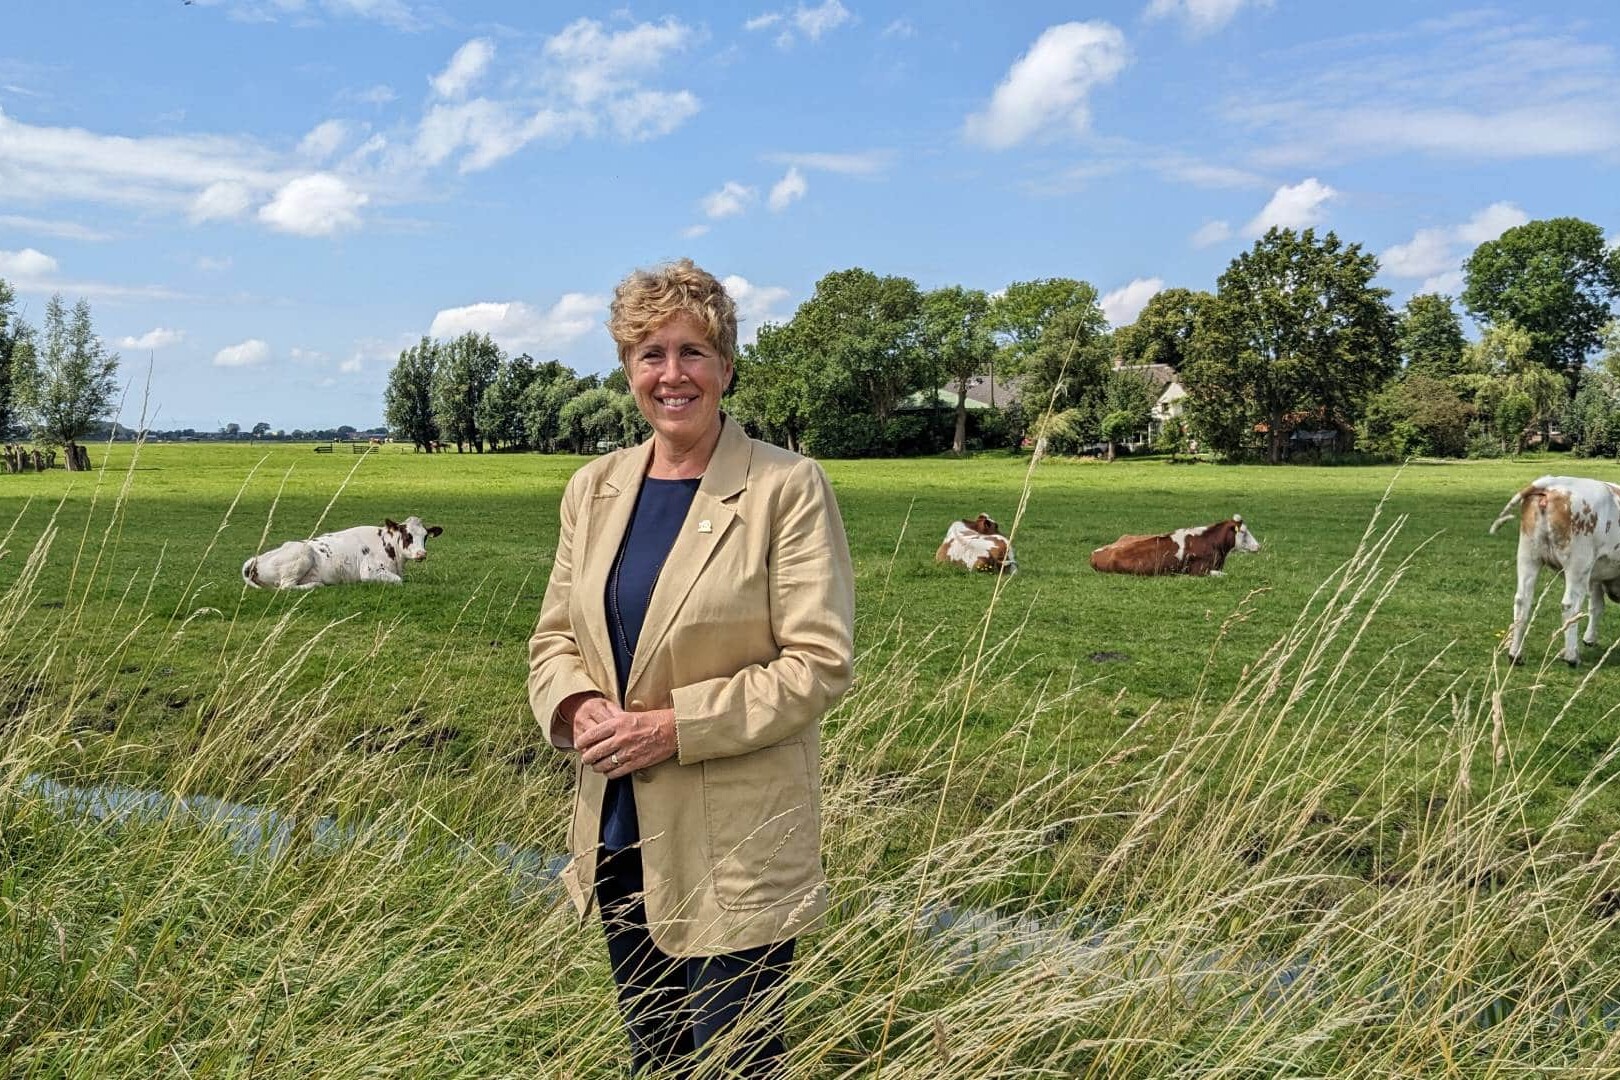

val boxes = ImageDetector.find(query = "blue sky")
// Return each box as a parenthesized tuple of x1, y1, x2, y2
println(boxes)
(2, 1, 1616, 431)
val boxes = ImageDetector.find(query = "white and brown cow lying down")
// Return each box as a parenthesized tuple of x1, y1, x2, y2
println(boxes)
(1089, 516, 1260, 576)
(937, 513, 1018, 575)
(1490, 475, 1620, 667)
(242, 516, 443, 590)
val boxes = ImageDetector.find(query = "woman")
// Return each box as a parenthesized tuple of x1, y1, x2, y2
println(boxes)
(528, 259, 855, 1076)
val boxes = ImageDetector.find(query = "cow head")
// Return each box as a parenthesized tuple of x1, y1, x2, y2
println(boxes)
(964, 513, 1000, 536)
(386, 516, 444, 561)
(1232, 515, 1260, 554)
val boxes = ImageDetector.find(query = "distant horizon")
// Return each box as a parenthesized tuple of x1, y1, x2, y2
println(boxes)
(3, 1, 1615, 430)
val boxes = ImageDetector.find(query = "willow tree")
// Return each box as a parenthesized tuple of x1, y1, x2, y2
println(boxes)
(14, 294, 120, 471)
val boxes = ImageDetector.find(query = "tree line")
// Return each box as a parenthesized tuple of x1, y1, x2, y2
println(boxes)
(387, 215, 1620, 465)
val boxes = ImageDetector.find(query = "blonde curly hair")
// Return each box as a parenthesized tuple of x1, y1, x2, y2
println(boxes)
(608, 258, 738, 367)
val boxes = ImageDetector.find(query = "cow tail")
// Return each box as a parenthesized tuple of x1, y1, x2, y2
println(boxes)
(1488, 486, 1535, 535)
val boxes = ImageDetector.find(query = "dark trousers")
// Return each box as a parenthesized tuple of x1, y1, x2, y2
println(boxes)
(595, 847, 795, 1078)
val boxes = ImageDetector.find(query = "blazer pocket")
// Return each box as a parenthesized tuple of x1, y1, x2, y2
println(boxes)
(703, 740, 817, 910)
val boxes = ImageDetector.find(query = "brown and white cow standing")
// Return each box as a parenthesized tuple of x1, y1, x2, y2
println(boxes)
(1489, 475, 1620, 666)
(243, 516, 443, 590)
(1089, 516, 1260, 576)
(937, 513, 1018, 575)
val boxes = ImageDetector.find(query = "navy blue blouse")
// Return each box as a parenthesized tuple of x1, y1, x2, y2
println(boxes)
(600, 476, 701, 851)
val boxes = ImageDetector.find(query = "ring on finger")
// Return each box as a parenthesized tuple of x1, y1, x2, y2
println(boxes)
(611, 751, 621, 766)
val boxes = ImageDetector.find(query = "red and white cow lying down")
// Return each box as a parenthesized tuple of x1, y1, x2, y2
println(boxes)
(1089, 516, 1260, 576)
(1490, 475, 1620, 667)
(937, 513, 1018, 575)
(242, 516, 443, 590)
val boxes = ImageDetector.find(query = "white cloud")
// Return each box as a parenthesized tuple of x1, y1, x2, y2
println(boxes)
(0, 215, 111, 242)
(1418, 270, 1465, 297)
(722, 275, 792, 344)
(1243, 177, 1336, 235)
(1381, 201, 1528, 288)
(768, 167, 807, 211)
(195, 255, 233, 273)
(702, 181, 756, 220)
(1380, 227, 1454, 279)
(428, 292, 608, 353)
(794, 0, 852, 42)
(682, 224, 711, 239)
(431, 38, 495, 100)
(746, 2, 852, 47)
(1101, 277, 1164, 327)
(606, 90, 700, 141)
(543, 17, 694, 106)
(298, 119, 349, 161)
(214, 339, 271, 368)
(257, 173, 368, 236)
(413, 99, 571, 173)
(189, 181, 256, 223)
(1456, 201, 1530, 245)
(1190, 219, 1232, 248)
(1143, 0, 1270, 35)
(1229, 13, 1620, 166)
(118, 327, 185, 350)
(339, 355, 363, 373)
(0, 247, 59, 278)
(764, 149, 894, 176)
(882, 19, 916, 39)
(964, 22, 1130, 150)
(347, 84, 396, 106)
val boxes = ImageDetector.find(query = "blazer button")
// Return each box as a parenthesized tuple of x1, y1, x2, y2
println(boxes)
(629, 699, 645, 711)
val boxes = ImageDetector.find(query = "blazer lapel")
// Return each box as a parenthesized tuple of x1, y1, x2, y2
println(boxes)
(626, 416, 752, 695)
(576, 440, 653, 696)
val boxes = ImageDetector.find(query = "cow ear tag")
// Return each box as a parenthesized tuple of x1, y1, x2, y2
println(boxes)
(698, 519, 713, 534)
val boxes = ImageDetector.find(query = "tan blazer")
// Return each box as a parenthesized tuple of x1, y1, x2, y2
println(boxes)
(528, 416, 855, 957)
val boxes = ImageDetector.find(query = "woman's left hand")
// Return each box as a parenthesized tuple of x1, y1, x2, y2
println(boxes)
(577, 706, 678, 778)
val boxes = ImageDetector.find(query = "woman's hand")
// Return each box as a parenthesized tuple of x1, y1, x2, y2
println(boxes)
(577, 706, 678, 779)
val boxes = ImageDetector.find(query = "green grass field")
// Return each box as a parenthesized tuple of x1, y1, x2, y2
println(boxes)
(1, 443, 1615, 820)
(3, 441, 1619, 1075)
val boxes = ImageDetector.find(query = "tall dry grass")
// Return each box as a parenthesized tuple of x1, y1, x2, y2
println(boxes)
(1, 439, 1617, 1077)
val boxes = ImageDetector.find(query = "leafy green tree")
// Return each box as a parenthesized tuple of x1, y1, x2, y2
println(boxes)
(602, 367, 630, 394)
(1458, 323, 1565, 448)
(518, 360, 584, 453)
(1398, 293, 1468, 378)
(920, 285, 995, 454)
(558, 386, 638, 454)
(1359, 374, 1471, 458)
(384, 337, 440, 452)
(0, 278, 36, 442)
(1184, 227, 1398, 463)
(14, 294, 120, 471)
(1563, 367, 1620, 458)
(992, 280, 1110, 421)
(251, 421, 271, 437)
(1113, 287, 1211, 371)
(1098, 368, 1157, 460)
(477, 352, 538, 450)
(1461, 217, 1620, 380)
(431, 332, 501, 452)
(790, 268, 924, 424)
(991, 278, 1097, 373)
(729, 322, 814, 452)
(1599, 320, 1620, 382)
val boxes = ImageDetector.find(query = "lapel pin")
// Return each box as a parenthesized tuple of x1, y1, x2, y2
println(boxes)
(698, 519, 713, 533)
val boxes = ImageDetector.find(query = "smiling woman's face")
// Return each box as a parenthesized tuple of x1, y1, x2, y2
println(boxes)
(627, 311, 734, 455)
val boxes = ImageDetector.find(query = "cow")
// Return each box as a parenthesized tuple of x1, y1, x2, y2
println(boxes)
(937, 513, 1018, 575)
(1489, 476, 1620, 667)
(1089, 515, 1260, 577)
(242, 516, 443, 590)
